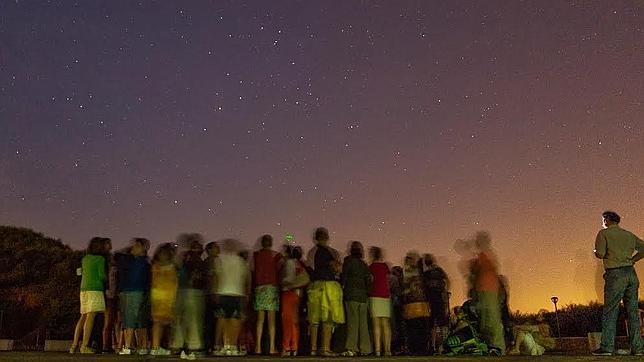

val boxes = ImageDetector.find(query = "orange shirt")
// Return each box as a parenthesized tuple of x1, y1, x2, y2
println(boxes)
(473, 250, 499, 292)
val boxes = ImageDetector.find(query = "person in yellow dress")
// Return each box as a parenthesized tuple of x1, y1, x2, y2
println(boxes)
(150, 243, 178, 356)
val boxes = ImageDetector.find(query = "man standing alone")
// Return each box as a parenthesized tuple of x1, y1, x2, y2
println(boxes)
(593, 211, 644, 356)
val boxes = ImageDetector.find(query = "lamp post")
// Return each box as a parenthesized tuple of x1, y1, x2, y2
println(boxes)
(551, 296, 561, 337)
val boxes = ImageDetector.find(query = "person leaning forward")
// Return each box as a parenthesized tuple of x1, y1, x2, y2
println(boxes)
(592, 210, 644, 356)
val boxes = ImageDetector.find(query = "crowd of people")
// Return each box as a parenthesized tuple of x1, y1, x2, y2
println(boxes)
(69, 226, 517, 359)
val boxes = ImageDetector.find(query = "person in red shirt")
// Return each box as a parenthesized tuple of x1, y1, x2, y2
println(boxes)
(252, 234, 282, 355)
(368, 247, 392, 356)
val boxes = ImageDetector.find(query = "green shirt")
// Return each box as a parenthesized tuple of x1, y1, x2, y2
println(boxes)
(80, 254, 107, 291)
(595, 225, 644, 269)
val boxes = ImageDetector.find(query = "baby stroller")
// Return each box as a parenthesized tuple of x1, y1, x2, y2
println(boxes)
(442, 300, 490, 356)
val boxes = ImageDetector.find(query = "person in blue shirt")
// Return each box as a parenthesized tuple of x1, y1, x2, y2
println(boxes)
(117, 238, 151, 355)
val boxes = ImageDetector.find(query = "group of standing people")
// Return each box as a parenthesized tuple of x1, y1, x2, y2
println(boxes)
(69, 226, 458, 359)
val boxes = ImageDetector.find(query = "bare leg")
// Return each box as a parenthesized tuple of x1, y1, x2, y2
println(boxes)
(114, 313, 123, 350)
(71, 314, 87, 350)
(310, 324, 319, 353)
(152, 322, 162, 349)
(135, 328, 148, 350)
(255, 310, 265, 354)
(372, 317, 381, 354)
(321, 322, 333, 353)
(230, 319, 242, 349)
(102, 306, 114, 351)
(268, 310, 277, 353)
(81, 312, 97, 348)
(215, 318, 223, 349)
(123, 328, 134, 349)
(382, 318, 392, 355)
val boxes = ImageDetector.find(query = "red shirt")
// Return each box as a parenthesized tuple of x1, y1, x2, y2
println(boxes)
(253, 249, 281, 287)
(369, 262, 390, 298)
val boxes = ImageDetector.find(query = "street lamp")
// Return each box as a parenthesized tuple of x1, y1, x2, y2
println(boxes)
(551, 296, 561, 337)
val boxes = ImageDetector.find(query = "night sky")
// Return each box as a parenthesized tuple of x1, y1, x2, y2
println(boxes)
(2, 1, 643, 312)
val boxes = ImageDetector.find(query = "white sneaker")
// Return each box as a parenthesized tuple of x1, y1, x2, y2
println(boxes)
(180, 350, 197, 360)
(150, 347, 171, 356)
(137, 348, 150, 355)
(212, 348, 227, 356)
(118, 347, 132, 355)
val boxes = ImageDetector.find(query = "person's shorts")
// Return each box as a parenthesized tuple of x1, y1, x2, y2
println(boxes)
(307, 280, 344, 325)
(369, 297, 392, 318)
(119, 291, 148, 328)
(80, 291, 106, 314)
(215, 295, 244, 319)
(254, 285, 279, 311)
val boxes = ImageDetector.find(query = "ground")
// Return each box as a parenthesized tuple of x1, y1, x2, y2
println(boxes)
(0, 353, 642, 362)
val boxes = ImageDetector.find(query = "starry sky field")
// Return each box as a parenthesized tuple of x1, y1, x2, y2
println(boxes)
(2, 1, 643, 312)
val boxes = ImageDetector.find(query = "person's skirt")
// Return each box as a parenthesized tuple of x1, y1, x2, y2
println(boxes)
(80, 291, 106, 314)
(369, 297, 391, 318)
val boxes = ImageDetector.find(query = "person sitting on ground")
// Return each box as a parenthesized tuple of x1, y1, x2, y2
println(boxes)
(508, 310, 555, 356)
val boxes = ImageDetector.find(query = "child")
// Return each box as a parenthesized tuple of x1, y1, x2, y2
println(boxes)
(117, 238, 151, 355)
(369, 246, 392, 356)
(280, 245, 309, 356)
(150, 243, 178, 356)
(71, 237, 109, 354)
(252, 234, 281, 355)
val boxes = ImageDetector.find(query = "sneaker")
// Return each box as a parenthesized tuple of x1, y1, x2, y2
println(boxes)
(212, 348, 227, 356)
(119, 347, 133, 355)
(340, 350, 357, 357)
(180, 350, 197, 360)
(80, 346, 95, 354)
(633, 349, 644, 356)
(137, 348, 150, 355)
(320, 350, 337, 357)
(68, 345, 77, 354)
(150, 347, 171, 356)
(592, 348, 613, 356)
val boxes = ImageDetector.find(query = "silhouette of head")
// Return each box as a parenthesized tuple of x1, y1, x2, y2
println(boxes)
(314, 227, 329, 246)
(602, 210, 620, 227)
(349, 241, 364, 258)
(260, 234, 273, 248)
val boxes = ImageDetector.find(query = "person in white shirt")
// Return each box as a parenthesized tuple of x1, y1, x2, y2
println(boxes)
(213, 239, 251, 356)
